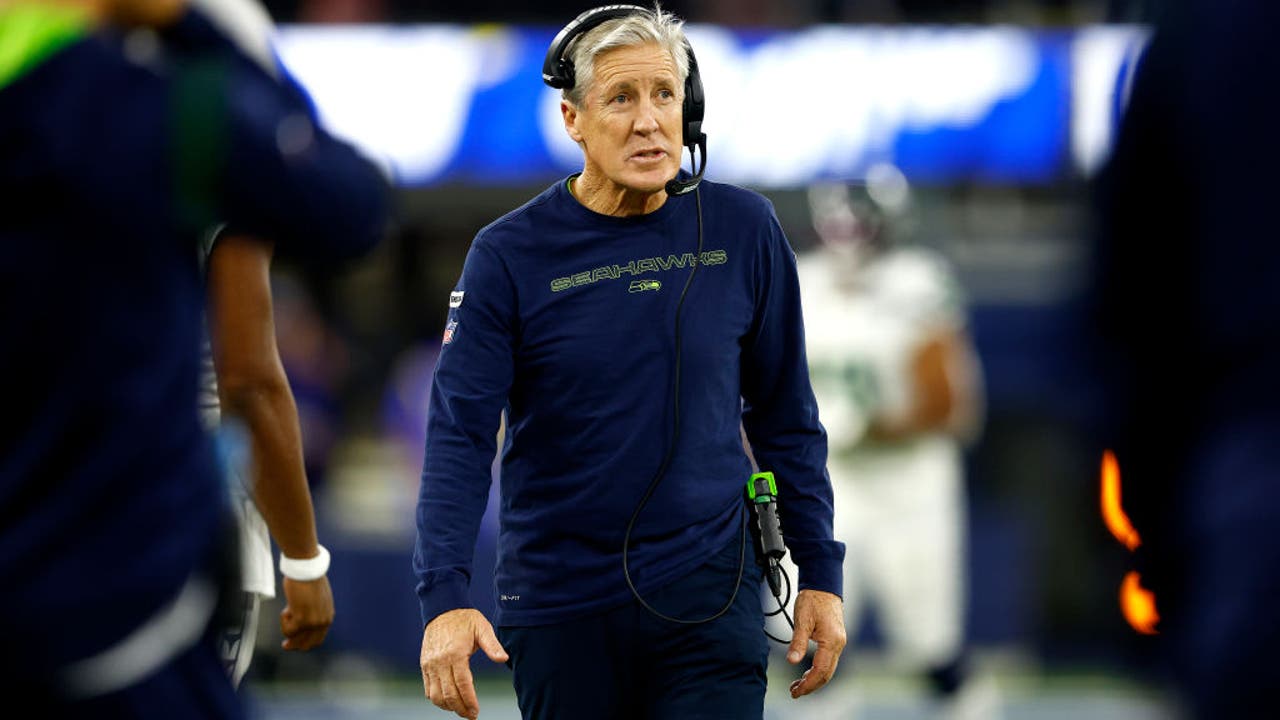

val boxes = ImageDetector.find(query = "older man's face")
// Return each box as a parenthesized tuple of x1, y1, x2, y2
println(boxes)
(565, 42, 683, 195)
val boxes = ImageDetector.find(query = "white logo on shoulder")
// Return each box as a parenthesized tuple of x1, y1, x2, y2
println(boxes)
(449, 291, 465, 308)
(500, 594, 520, 602)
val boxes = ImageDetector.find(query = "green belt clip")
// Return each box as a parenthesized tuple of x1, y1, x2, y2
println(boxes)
(747, 471, 777, 504)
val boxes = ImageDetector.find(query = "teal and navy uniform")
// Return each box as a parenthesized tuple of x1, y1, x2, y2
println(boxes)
(0, 5, 387, 712)
(413, 176, 842, 717)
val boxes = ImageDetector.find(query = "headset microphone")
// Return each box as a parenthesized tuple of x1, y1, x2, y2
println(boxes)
(665, 41, 706, 196)
(664, 136, 706, 196)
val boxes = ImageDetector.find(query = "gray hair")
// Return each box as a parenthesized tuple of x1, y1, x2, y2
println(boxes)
(562, 5, 690, 107)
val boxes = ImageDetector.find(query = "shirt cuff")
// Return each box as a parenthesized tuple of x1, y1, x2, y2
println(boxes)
(417, 574, 472, 628)
(790, 539, 846, 598)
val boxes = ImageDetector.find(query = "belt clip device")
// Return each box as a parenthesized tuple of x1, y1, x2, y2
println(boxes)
(747, 471, 786, 599)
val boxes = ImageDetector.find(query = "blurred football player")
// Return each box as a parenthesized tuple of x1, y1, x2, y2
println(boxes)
(203, 229, 336, 687)
(186, 0, 337, 686)
(0, 0, 387, 714)
(790, 164, 998, 719)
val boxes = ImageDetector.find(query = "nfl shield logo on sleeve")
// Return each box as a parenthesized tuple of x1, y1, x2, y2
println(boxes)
(442, 320, 458, 345)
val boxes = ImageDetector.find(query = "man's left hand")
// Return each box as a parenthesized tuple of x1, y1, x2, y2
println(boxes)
(786, 589, 846, 698)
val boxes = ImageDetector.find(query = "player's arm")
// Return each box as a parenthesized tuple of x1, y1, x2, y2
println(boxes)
(206, 233, 333, 652)
(866, 324, 983, 444)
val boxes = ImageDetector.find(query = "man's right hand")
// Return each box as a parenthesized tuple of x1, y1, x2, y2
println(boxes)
(421, 608, 509, 720)
(279, 576, 334, 651)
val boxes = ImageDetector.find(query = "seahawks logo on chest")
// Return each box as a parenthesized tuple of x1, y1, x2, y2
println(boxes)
(550, 249, 728, 293)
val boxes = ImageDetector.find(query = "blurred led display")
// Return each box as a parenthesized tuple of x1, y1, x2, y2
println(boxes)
(273, 24, 1148, 187)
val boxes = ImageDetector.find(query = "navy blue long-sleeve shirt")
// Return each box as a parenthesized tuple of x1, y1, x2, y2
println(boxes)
(0, 8, 387, 673)
(414, 177, 843, 628)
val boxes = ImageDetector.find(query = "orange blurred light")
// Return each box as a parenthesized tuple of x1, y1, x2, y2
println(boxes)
(1121, 571, 1160, 635)
(1101, 449, 1141, 551)
(1101, 451, 1160, 634)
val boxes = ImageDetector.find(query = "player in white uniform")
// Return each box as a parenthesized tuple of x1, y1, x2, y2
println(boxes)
(787, 166, 998, 719)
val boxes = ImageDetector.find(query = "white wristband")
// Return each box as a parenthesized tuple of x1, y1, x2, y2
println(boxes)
(278, 545, 330, 581)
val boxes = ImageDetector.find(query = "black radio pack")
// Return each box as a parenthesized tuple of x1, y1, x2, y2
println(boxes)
(746, 471, 787, 599)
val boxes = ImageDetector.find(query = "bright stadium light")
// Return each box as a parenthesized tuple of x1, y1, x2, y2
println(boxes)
(1071, 25, 1151, 176)
(272, 23, 1148, 186)
(274, 25, 486, 184)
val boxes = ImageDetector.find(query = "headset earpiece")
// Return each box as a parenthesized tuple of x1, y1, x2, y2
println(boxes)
(680, 41, 705, 149)
(666, 39, 707, 196)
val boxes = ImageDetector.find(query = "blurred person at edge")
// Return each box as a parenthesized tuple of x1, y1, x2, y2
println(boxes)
(414, 5, 845, 719)
(204, 231, 337, 687)
(191, 0, 342, 687)
(0, 0, 389, 715)
(1092, 0, 1280, 717)
(793, 168, 999, 720)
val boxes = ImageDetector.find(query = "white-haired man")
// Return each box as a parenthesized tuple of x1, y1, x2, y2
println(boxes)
(414, 5, 845, 719)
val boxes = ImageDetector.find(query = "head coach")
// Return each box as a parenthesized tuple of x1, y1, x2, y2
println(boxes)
(413, 5, 846, 718)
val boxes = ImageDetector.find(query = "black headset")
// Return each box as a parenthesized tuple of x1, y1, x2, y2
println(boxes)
(541, 4, 707, 196)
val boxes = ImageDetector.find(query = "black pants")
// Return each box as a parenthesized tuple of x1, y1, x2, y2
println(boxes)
(498, 537, 769, 720)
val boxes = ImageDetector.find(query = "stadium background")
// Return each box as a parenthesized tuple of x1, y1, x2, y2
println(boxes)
(229, 0, 1174, 716)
